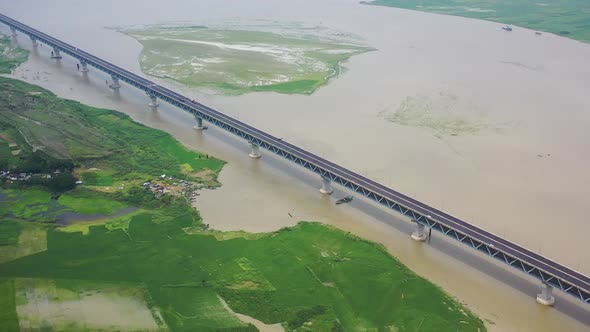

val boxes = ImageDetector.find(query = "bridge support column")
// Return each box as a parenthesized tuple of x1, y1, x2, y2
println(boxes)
(80, 61, 89, 72)
(536, 283, 555, 306)
(51, 47, 62, 59)
(411, 221, 427, 241)
(194, 116, 205, 130)
(148, 95, 159, 109)
(248, 142, 261, 159)
(10, 27, 17, 37)
(319, 177, 333, 195)
(30, 36, 38, 47)
(109, 76, 121, 90)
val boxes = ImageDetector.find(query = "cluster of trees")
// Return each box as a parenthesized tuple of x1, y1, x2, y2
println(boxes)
(4, 172, 78, 193)
(1, 150, 78, 193)
(1, 149, 74, 174)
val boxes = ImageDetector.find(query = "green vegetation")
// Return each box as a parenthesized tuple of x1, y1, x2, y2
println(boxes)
(0, 218, 485, 331)
(0, 221, 21, 246)
(364, 0, 590, 43)
(124, 26, 372, 95)
(0, 77, 224, 184)
(0, 36, 28, 74)
(0, 189, 64, 222)
(57, 191, 129, 215)
(0, 280, 19, 331)
(0, 49, 485, 330)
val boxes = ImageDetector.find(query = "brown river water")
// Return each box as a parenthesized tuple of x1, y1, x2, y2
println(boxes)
(2, 0, 590, 330)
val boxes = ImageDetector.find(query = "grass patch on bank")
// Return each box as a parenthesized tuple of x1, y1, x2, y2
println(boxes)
(0, 36, 29, 74)
(0, 77, 224, 182)
(364, 0, 590, 43)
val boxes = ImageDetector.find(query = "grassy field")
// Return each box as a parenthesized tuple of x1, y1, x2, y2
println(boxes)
(124, 25, 372, 95)
(0, 36, 29, 74)
(0, 217, 486, 331)
(0, 77, 224, 183)
(364, 0, 590, 43)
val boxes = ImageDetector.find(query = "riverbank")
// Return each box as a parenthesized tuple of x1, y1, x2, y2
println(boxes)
(364, 0, 590, 43)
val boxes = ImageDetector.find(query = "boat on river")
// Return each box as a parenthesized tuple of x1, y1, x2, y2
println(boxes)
(502, 25, 513, 31)
(335, 196, 353, 205)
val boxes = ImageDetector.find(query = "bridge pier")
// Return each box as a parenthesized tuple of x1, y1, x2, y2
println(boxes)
(319, 177, 333, 195)
(411, 221, 427, 241)
(248, 142, 261, 159)
(30, 36, 38, 47)
(109, 76, 121, 90)
(536, 283, 555, 306)
(80, 61, 88, 72)
(194, 116, 206, 130)
(10, 27, 16, 37)
(148, 95, 159, 109)
(51, 47, 62, 59)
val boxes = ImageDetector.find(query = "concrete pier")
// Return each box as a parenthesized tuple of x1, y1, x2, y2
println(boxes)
(10, 27, 16, 37)
(51, 47, 62, 59)
(109, 76, 121, 90)
(536, 283, 556, 306)
(248, 142, 261, 159)
(194, 116, 205, 130)
(411, 221, 427, 241)
(148, 95, 159, 109)
(30, 36, 37, 47)
(80, 61, 89, 72)
(319, 177, 333, 195)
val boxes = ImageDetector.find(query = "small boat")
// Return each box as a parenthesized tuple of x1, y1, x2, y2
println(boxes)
(535, 31, 542, 36)
(335, 196, 353, 205)
(502, 25, 513, 31)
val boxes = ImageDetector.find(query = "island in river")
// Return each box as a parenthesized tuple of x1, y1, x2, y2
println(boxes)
(123, 24, 373, 95)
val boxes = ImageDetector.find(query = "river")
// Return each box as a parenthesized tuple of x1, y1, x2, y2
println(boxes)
(1, 0, 589, 330)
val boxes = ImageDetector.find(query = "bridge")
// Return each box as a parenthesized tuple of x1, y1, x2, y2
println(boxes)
(2, 13, 589, 307)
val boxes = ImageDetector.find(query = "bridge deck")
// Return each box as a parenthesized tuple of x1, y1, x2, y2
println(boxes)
(1, 13, 588, 304)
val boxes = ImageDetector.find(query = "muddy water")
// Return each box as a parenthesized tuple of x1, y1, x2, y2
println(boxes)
(2, 0, 590, 330)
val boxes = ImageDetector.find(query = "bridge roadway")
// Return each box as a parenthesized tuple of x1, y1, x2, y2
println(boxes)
(2, 13, 589, 305)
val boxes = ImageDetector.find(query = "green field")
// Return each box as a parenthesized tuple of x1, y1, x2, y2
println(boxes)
(124, 25, 372, 95)
(364, 0, 590, 43)
(0, 218, 485, 331)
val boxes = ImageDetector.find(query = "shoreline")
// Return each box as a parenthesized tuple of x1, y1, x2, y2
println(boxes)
(362, 0, 590, 44)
